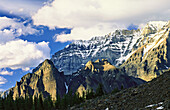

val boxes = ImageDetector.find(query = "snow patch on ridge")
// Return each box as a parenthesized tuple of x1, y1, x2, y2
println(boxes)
(142, 28, 168, 60)
(115, 31, 141, 66)
(145, 102, 164, 109)
(148, 21, 167, 31)
(125, 21, 168, 62)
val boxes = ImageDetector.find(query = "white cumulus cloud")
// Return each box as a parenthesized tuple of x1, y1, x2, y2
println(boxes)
(32, 0, 170, 42)
(54, 23, 125, 42)
(0, 40, 50, 70)
(0, 17, 38, 44)
(0, 76, 7, 85)
(0, 17, 50, 72)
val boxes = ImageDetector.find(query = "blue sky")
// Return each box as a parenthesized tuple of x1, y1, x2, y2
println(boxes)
(0, 15, 71, 91)
(0, 0, 170, 91)
(0, 0, 72, 91)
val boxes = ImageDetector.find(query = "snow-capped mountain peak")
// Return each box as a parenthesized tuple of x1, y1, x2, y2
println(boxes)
(147, 21, 167, 31)
(51, 20, 170, 78)
(51, 29, 141, 75)
(121, 20, 170, 81)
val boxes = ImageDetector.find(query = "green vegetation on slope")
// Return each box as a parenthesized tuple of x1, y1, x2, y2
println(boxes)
(0, 83, 117, 110)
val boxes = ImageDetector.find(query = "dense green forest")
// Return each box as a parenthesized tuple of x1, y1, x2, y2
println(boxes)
(0, 84, 120, 110)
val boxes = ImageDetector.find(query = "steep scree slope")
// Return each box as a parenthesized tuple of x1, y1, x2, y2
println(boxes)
(70, 69, 170, 110)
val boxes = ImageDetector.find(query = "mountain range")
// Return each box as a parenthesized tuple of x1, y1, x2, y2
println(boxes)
(9, 59, 144, 100)
(51, 21, 170, 81)
(1, 20, 169, 103)
(51, 29, 141, 75)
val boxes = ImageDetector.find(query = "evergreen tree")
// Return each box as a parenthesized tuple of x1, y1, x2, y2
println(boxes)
(18, 97, 25, 110)
(111, 88, 119, 94)
(55, 94, 61, 109)
(32, 96, 38, 110)
(4, 91, 14, 110)
(25, 95, 33, 110)
(43, 95, 53, 110)
(0, 86, 110, 110)
(121, 84, 124, 90)
(13, 97, 19, 110)
(73, 92, 83, 105)
(60, 95, 68, 109)
(82, 91, 85, 101)
(23, 89, 33, 110)
(95, 83, 104, 97)
(37, 94, 44, 110)
(0, 96, 4, 110)
(68, 91, 73, 104)
(31, 105, 35, 110)
(86, 89, 95, 99)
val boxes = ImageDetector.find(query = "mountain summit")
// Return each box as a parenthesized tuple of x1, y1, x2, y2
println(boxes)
(121, 21, 170, 81)
(11, 59, 66, 100)
(51, 29, 141, 75)
(69, 59, 144, 96)
(51, 20, 170, 81)
(84, 59, 116, 72)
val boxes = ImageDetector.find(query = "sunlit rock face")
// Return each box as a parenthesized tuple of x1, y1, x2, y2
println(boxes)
(68, 59, 145, 96)
(121, 21, 170, 81)
(10, 59, 145, 99)
(11, 59, 66, 100)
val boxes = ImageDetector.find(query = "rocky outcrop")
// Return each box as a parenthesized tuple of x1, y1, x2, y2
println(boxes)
(84, 59, 116, 72)
(11, 59, 66, 100)
(70, 69, 170, 110)
(121, 21, 170, 81)
(67, 59, 145, 96)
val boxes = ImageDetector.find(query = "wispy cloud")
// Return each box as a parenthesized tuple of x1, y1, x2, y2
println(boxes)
(33, 0, 170, 42)
(0, 0, 46, 16)
(0, 70, 13, 76)
(0, 76, 7, 85)
(0, 17, 38, 43)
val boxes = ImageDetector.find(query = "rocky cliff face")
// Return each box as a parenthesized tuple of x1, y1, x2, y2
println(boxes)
(10, 59, 145, 99)
(67, 59, 145, 96)
(121, 21, 170, 81)
(51, 29, 141, 75)
(11, 59, 66, 100)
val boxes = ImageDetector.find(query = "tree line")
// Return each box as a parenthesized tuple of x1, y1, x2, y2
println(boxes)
(0, 84, 120, 110)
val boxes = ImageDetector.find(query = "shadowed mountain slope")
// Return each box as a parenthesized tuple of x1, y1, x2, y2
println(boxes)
(70, 69, 170, 110)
